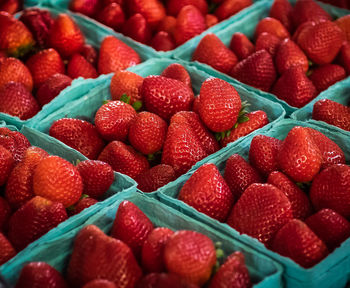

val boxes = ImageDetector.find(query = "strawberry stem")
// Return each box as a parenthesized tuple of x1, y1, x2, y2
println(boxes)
(120, 94, 131, 104)
(132, 101, 142, 111)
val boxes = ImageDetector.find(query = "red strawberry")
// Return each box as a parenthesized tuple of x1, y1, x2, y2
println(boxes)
(0, 57, 33, 92)
(0, 197, 11, 231)
(111, 200, 154, 257)
(98, 36, 141, 74)
(136, 273, 198, 288)
(206, 14, 218, 28)
(309, 64, 346, 92)
(158, 15, 176, 35)
(151, 31, 176, 51)
(67, 225, 142, 287)
(224, 154, 262, 200)
(110, 71, 143, 104)
(15, 262, 68, 288)
(255, 32, 282, 56)
(142, 227, 174, 273)
(0, 129, 31, 164)
(164, 230, 216, 286)
(8, 196, 67, 250)
(71, 197, 98, 215)
(229, 32, 255, 60)
(215, 0, 252, 21)
(269, 0, 293, 32)
(208, 252, 252, 288)
(123, 13, 152, 44)
(98, 141, 149, 179)
(227, 183, 293, 245)
(69, 0, 99, 16)
(36, 73, 72, 106)
(179, 163, 234, 221)
(0, 144, 13, 186)
(67, 53, 98, 79)
(0, 0, 21, 14)
(255, 17, 290, 40)
(275, 38, 308, 74)
(0, 232, 16, 265)
(166, 0, 208, 16)
(142, 75, 194, 121)
(337, 42, 350, 74)
(231, 50, 277, 92)
(221, 110, 269, 147)
(80, 44, 98, 67)
(161, 63, 192, 88)
(272, 66, 317, 108)
(292, 0, 331, 28)
(248, 135, 281, 177)
(0, 82, 40, 120)
(77, 160, 114, 199)
(136, 164, 176, 192)
(26, 48, 65, 88)
(83, 279, 116, 288)
(335, 15, 350, 42)
(192, 33, 238, 74)
(96, 3, 125, 31)
(192, 95, 200, 114)
(306, 209, 350, 251)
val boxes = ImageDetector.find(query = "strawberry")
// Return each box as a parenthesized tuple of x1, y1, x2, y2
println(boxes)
(255, 32, 282, 56)
(229, 32, 255, 60)
(269, 0, 293, 32)
(110, 71, 143, 104)
(0, 197, 11, 231)
(76, 160, 114, 199)
(123, 13, 152, 44)
(0, 11, 34, 57)
(224, 154, 262, 200)
(161, 63, 192, 88)
(297, 20, 345, 65)
(0, 232, 16, 265)
(8, 196, 67, 250)
(192, 95, 200, 114)
(0, 82, 40, 120)
(80, 44, 98, 67)
(230, 50, 277, 92)
(215, 0, 252, 21)
(49, 118, 105, 159)
(141, 227, 174, 273)
(151, 31, 176, 51)
(166, 0, 208, 16)
(227, 183, 293, 245)
(36, 73, 72, 106)
(136, 273, 198, 288)
(71, 196, 98, 215)
(0, 144, 13, 186)
(335, 15, 350, 42)
(164, 230, 216, 286)
(142, 75, 194, 121)
(96, 3, 125, 31)
(0, 0, 21, 14)
(221, 110, 269, 147)
(275, 38, 308, 74)
(83, 279, 116, 288)
(248, 135, 281, 177)
(337, 42, 350, 74)
(98, 141, 149, 179)
(208, 252, 252, 288)
(179, 163, 234, 221)
(49, 14, 85, 59)
(0, 57, 33, 92)
(26, 48, 65, 89)
(292, 0, 331, 28)
(136, 164, 176, 192)
(69, 0, 99, 16)
(158, 16, 176, 35)
(192, 33, 238, 74)
(173, 5, 206, 46)
(98, 36, 141, 74)
(255, 17, 290, 40)
(15, 262, 68, 288)
(272, 66, 317, 108)
(0, 129, 31, 164)
(309, 64, 346, 92)
(206, 14, 218, 28)
(67, 225, 142, 287)
(111, 200, 154, 257)
(318, 0, 348, 9)
(67, 53, 98, 79)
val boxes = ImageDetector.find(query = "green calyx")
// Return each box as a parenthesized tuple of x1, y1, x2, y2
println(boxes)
(213, 242, 226, 274)
(10, 42, 35, 58)
(120, 94, 142, 111)
(296, 181, 312, 192)
(215, 130, 231, 141)
(120, 93, 131, 104)
(132, 101, 142, 111)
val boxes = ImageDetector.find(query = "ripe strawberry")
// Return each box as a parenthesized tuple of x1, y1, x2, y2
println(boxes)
(151, 31, 176, 51)
(49, 118, 105, 159)
(166, 0, 208, 16)
(292, 0, 331, 28)
(248, 135, 281, 177)
(69, 0, 99, 16)
(275, 38, 308, 74)
(0, 82, 40, 120)
(215, 0, 252, 21)
(164, 230, 216, 286)
(98, 141, 149, 179)
(335, 15, 350, 42)
(158, 15, 176, 35)
(337, 42, 350, 74)
(98, 36, 141, 74)
(0, 129, 31, 164)
(272, 66, 317, 108)
(26, 48, 65, 88)
(142, 227, 174, 273)
(110, 71, 143, 104)
(142, 75, 194, 121)
(71, 196, 98, 215)
(309, 64, 346, 92)
(67, 225, 142, 287)
(136, 164, 176, 192)
(8, 196, 67, 250)
(111, 200, 154, 257)
(0, 11, 34, 57)
(36, 73, 72, 106)
(80, 44, 98, 67)
(208, 252, 252, 288)
(0, 196, 11, 232)
(231, 50, 276, 92)
(192, 33, 238, 74)
(229, 32, 255, 60)
(136, 273, 198, 288)
(15, 262, 68, 288)
(67, 53, 98, 79)
(0, 232, 16, 265)
(0, 57, 33, 92)
(255, 32, 282, 56)
(192, 95, 200, 114)
(49, 14, 85, 58)
(272, 219, 329, 268)
(179, 163, 234, 221)
(96, 3, 125, 31)
(221, 110, 269, 147)
(255, 17, 290, 40)
(269, 0, 293, 32)
(206, 14, 218, 28)
(161, 63, 192, 88)
(123, 13, 152, 44)
(83, 279, 116, 288)
(0, 0, 21, 14)
(77, 160, 114, 199)
(0, 144, 13, 186)
(319, 0, 348, 9)
(227, 183, 293, 245)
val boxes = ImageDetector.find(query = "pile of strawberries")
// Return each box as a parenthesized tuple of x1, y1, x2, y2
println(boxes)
(177, 125, 350, 268)
(0, 127, 116, 265)
(192, 0, 350, 108)
(14, 200, 253, 288)
(0, 8, 141, 120)
(68, 0, 253, 51)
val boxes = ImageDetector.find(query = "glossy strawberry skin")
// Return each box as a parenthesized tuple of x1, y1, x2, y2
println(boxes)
(67, 53, 98, 79)
(96, 3, 125, 31)
(255, 17, 290, 40)
(215, 0, 252, 21)
(337, 42, 350, 74)
(0, 129, 31, 164)
(269, 0, 293, 32)
(309, 64, 346, 92)
(110, 71, 143, 104)
(69, 0, 99, 16)
(123, 13, 152, 44)
(80, 44, 98, 67)
(166, 0, 208, 16)
(255, 32, 282, 56)
(161, 63, 192, 89)
(0, 144, 13, 186)
(151, 31, 176, 51)
(229, 32, 255, 60)
(157, 15, 176, 35)
(0, 232, 16, 265)
(292, 0, 331, 28)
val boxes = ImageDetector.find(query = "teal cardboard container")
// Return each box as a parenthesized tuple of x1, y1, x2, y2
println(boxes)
(0, 190, 283, 288)
(174, 0, 350, 116)
(157, 119, 350, 288)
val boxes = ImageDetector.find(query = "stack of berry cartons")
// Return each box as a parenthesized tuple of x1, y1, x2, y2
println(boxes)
(0, 190, 284, 287)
